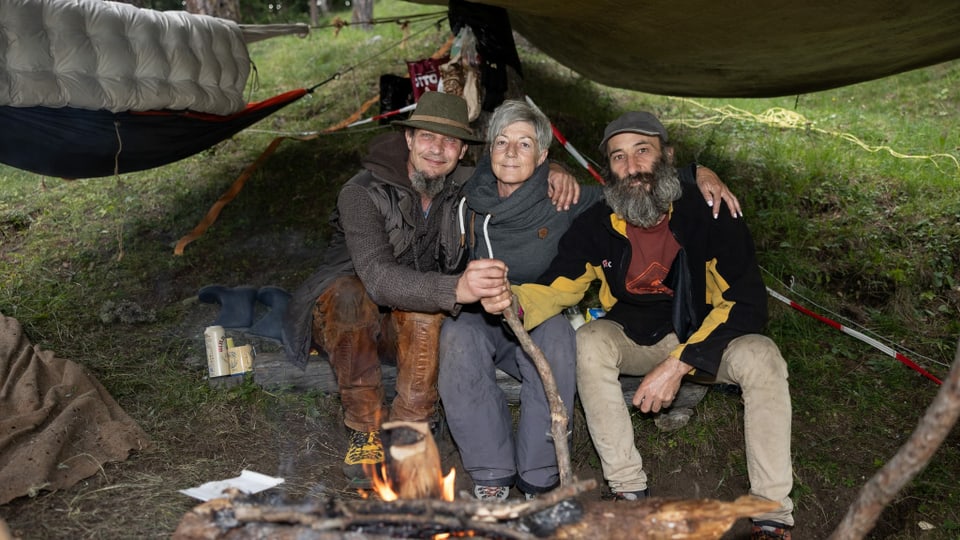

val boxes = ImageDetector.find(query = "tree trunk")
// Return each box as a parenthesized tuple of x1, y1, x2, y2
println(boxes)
(309, 0, 319, 27)
(351, 0, 374, 30)
(184, 0, 240, 21)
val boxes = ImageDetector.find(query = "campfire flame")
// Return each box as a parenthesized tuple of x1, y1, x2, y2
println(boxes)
(368, 463, 398, 501)
(364, 462, 465, 539)
(441, 467, 456, 502)
(366, 463, 457, 502)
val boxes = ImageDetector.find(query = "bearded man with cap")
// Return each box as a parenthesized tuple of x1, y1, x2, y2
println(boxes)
(281, 92, 587, 486)
(481, 111, 794, 538)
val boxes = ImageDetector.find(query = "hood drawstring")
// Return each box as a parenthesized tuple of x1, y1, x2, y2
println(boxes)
(482, 214, 493, 259)
(457, 196, 495, 259)
(457, 196, 467, 247)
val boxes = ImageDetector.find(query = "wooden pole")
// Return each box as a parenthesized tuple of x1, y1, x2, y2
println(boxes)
(829, 337, 960, 539)
(501, 296, 573, 486)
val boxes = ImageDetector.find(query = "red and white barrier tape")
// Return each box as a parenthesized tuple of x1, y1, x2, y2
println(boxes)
(766, 287, 942, 385)
(347, 103, 417, 128)
(524, 96, 606, 184)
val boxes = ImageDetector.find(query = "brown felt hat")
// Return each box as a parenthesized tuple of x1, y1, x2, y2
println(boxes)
(393, 91, 484, 143)
(598, 111, 669, 153)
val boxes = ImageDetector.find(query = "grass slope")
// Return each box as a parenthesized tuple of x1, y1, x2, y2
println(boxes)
(0, 2, 958, 538)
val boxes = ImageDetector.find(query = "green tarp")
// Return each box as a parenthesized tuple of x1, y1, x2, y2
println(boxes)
(420, 0, 960, 97)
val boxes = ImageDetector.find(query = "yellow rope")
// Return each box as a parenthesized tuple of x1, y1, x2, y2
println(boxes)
(668, 98, 960, 175)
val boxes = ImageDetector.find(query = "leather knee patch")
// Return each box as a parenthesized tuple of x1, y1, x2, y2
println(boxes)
(313, 276, 380, 349)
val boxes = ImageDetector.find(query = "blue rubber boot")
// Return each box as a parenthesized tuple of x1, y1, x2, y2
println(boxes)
(197, 285, 258, 329)
(247, 286, 291, 342)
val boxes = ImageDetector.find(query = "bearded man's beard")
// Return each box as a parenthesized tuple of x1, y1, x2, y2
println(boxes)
(410, 170, 447, 199)
(603, 156, 682, 228)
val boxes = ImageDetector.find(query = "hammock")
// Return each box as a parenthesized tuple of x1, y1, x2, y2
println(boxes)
(0, 0, 311, 179)
(0, 90, 309, 179)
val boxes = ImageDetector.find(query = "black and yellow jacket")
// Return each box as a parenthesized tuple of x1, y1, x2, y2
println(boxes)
(513, 168, 768, 378)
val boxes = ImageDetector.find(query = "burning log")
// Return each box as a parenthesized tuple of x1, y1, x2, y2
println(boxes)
(379, 420, 445, 500)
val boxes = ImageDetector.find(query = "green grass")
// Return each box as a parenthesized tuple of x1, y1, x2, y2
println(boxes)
(0, 1, 958, 538)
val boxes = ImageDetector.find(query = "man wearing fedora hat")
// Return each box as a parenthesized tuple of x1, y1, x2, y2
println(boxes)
(282, 92, 583, 486)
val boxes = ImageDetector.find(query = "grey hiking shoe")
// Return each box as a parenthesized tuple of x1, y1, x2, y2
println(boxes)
(474, 484, 510, 502)
(612, 488, 649, 501)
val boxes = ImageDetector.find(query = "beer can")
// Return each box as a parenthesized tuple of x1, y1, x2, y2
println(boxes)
(203, 325, 230, 377)
(228, 344, 254, 374)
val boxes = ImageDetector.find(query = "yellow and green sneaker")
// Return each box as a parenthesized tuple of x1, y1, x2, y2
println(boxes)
(342, 429, 383, 486)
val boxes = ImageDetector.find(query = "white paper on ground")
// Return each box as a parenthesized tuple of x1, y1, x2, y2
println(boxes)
(179, 469, 285, 501)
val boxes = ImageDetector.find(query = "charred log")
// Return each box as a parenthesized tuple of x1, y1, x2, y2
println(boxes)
(380, 421, 443, 500)
(172, 489, 776, 539)
(173, 479, 598, 539)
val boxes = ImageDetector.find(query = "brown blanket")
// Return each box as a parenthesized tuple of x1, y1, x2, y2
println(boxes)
(0, 313, 150, 504)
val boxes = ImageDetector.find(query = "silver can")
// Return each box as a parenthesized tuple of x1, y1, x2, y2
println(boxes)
(203, 325, 230, 377)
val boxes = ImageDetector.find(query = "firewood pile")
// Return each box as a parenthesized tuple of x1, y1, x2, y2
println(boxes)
(172, 483, 779, 539)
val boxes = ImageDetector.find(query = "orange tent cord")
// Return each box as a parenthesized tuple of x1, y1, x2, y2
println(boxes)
(173, 35, 454, 256)
(322, 95, 381, 133)
(172, 95, 380, 255)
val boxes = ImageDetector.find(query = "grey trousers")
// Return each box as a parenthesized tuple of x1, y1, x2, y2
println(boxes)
(577, 319, 794, 526)
(438, 309, 576, 493)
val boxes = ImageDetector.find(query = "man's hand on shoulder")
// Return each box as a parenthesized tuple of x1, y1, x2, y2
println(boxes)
(695, 165, 742, 219)
(456, 259, 509, 304)
(546, 161, 581, 211)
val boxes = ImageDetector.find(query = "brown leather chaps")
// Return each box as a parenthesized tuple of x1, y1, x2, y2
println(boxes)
(312, 276, 443, 432)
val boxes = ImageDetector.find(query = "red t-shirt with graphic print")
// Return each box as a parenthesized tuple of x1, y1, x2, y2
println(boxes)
(625, 217, 680, 296)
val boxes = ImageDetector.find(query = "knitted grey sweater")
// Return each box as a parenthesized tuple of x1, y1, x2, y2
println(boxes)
(461, 155, 603, 284)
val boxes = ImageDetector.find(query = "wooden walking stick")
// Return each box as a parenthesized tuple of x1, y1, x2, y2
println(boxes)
(501, 295, 573, 486)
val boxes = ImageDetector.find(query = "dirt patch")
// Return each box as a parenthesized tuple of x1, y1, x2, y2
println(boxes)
(0, 287, 951, 539)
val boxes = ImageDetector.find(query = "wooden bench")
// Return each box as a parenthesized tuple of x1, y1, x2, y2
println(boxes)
(244, 352, 709, 431)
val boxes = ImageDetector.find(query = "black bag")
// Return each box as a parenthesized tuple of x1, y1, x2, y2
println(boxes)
(378, 74, 414, 125)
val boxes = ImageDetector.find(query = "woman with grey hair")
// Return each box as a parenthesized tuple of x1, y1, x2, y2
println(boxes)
(438, 99, 603, 501)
